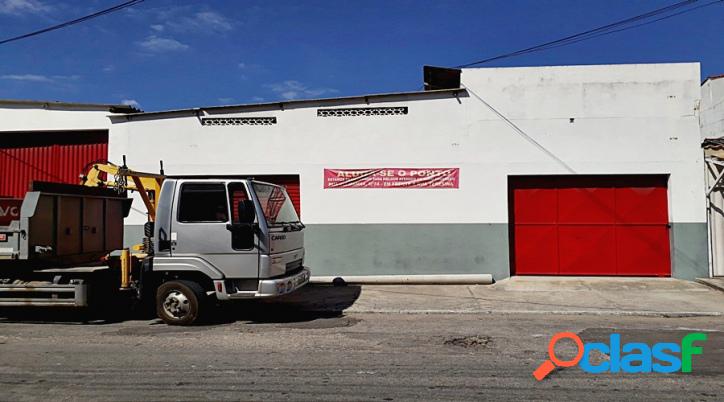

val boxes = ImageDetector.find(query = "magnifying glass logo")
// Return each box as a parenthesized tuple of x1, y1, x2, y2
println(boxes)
(533, 332, 584, 381)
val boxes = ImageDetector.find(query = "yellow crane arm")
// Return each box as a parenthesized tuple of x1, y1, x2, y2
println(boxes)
(80, 160, 165, 221)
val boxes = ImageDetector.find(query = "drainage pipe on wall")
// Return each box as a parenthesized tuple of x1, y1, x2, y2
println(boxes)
(310, 274, 494, 285)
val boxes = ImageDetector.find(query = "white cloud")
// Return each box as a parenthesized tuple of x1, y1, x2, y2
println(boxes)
(51, 74, 80, 81)
(1, 73, 80, 89)
(194, 11, 233, 32)
(156, 9, 234, 34)
(251, 96, 265, 102)
(266, 80, 338, 100)
(217, 97, 234, 103)
(137, 35, 189, 52)
(102, 65, 115, 73)
(237, 62, 264, 80)
(1, 74, 53, 82)
(0, 0, 51, 15)
(237, 62, 265, 71)
(121, 99, 141, 109)
(127, 5, 237, 35)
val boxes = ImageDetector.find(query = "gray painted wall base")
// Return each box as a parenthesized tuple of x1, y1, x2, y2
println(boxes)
(122, 222, 708, 281)
(671, 223, 709, 280)
(304, 224, 510, 279)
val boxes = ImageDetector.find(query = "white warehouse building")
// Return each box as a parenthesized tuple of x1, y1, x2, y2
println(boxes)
(101, 62, 708, 280)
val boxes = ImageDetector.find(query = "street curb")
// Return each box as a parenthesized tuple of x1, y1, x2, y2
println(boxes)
(310, 274, 494, 285)
(696, 278, 724, 293)
(308, 309, 723, 317)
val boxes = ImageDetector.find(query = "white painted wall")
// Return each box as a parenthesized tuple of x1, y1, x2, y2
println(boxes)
(701, 77, 724, 139)
(460, 63, 704, 226)
(109, 63, 705, 227)
(0, 105, 114, 132)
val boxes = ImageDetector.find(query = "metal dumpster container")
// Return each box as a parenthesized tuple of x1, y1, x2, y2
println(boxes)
(0, 182, 131, 266)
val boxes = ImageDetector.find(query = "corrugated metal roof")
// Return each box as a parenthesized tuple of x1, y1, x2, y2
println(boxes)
(702, 74, 724, 85)
(702, 138, 724, 150)
(115, 88, 466, 120)
(0, 99, 141, 113)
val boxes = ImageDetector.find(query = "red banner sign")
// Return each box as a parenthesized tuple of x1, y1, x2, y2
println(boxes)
(324, 168, 459, 189)
(0, 199, 22, 226)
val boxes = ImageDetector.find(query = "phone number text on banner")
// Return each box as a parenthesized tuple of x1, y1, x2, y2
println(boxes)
(324, 168, 460, 189)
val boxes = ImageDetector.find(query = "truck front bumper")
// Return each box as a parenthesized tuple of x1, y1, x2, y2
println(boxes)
(216, 267, 311, 300)
(257, 267, 311, 297)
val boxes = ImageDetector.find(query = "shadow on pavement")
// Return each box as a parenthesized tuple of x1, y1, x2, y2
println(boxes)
(0, 284, 362, 326)
(209, 284, 362, 324)
(0, 306, 133, 325)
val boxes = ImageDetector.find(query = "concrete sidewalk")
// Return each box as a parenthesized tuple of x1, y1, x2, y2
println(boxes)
(270, 276, 724, 317)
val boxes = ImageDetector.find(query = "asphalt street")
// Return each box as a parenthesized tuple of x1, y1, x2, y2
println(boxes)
(0, 306, 722, 401)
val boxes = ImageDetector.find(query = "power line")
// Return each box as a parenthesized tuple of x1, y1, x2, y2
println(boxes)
(0, 0, 145, 46)
(523, 0, 724, 55)
(456, 0, 723, 68)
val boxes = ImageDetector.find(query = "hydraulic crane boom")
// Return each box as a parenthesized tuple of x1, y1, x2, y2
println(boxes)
(80, 156, 165, 221)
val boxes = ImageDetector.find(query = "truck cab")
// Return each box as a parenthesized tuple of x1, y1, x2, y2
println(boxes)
(150, 178, 310, 324)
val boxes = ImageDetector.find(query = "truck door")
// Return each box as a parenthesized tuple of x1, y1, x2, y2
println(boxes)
(170, 181, 259, 279)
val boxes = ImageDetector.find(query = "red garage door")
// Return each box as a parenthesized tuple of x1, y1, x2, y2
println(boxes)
(509, 175, 670, 276)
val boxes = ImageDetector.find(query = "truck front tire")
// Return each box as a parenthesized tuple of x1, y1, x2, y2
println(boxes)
(156, 280, 206, 325)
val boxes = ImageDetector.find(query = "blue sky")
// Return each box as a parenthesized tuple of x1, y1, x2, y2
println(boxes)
(0, 0, 722, 111)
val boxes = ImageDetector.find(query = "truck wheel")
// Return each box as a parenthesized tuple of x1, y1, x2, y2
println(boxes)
(156, 280, 206, 325)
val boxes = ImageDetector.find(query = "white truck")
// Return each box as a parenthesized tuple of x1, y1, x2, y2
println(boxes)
(0, 162, 310, 325)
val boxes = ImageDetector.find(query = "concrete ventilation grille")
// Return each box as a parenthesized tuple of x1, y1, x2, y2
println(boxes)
(317, 106, 408, 117)
(201, 117, 277, 126)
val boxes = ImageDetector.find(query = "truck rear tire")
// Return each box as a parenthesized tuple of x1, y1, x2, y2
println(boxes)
(156, 280, 206, 325)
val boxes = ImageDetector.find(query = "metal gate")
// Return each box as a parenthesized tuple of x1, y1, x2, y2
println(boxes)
(509, 175, 671, 276)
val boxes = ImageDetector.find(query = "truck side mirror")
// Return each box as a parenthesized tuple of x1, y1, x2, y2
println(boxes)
(237, 200, 256, 224)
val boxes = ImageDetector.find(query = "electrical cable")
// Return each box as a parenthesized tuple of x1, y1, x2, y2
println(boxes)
(0, 0, 145, 46)
(462, 84, 576, 174)
(456, 0, 723, 68)
(530, 0, 724, 55)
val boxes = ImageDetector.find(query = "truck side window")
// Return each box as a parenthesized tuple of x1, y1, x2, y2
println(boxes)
(178, 183, 228, 223)
(228, 183, 250, 224)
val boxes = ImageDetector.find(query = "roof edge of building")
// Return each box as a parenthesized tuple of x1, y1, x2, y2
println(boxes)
(0, 99, 141, 113)
(460, 61, 701, 71)
(115, 88, 466, 120)
(702, 137, 724, 149)
(702, 74, 724, 85)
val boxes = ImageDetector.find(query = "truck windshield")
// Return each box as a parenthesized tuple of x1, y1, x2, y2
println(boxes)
(252, 182, 300, 226)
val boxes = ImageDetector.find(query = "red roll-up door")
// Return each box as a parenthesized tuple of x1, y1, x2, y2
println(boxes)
(509, 175, 670, 276)
(0, 131, 108, 198)
(254, 175, 301, 217)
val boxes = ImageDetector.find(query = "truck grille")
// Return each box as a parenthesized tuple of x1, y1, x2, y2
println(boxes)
(285, 259, 303, 274)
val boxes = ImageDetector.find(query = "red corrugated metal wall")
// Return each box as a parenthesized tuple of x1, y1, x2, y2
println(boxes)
(509, 175, 671, 277)
(0, 131, 108, 198)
